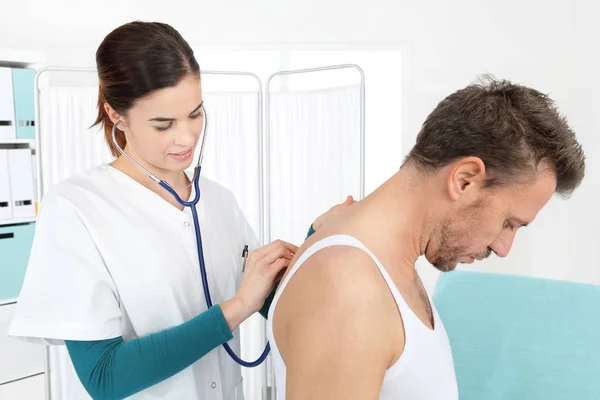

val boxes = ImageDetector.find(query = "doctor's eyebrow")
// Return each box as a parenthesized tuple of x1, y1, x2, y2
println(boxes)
(147, 101, 204, 122)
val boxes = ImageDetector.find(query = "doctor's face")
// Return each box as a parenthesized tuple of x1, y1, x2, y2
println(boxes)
(121, 74, 204, 173)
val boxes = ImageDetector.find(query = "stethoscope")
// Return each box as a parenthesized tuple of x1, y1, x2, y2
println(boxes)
(111, 104, 270, 368)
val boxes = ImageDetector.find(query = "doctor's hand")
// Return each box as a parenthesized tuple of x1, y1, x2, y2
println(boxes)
(312, 195, 356, 231)
(221, 240, 298, 330)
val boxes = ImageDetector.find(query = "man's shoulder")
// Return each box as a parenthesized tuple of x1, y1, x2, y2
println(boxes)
(300, 242, 380, 285)
(276, 238, 393, 317)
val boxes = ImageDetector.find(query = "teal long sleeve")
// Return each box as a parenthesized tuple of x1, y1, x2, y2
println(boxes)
(65, 224, 317, 399)
(65, 305, 232, 400)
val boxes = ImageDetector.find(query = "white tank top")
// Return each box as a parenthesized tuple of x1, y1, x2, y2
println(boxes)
(266, 235, 458, 400)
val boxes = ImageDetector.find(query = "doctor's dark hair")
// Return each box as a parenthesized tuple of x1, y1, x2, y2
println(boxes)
(404, 76, 585, 197)
(92, 21, 200, 157)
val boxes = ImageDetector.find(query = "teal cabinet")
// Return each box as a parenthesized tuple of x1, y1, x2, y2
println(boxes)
(11, 68, 36, 140)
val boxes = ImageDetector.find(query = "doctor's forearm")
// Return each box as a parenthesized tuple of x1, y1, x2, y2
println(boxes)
(65, 305, 233, 400)
(221, 296, 255, 331)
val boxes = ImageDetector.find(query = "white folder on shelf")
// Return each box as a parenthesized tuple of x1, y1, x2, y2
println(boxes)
(0, 67, 16, 141)
(0, 150, 13, 220)
(7, 148, 36, 218)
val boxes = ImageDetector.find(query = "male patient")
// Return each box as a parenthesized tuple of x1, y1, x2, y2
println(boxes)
(266, 77, 586, 399)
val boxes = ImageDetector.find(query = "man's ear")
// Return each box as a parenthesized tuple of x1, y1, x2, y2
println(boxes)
(447, 157, 486, 201)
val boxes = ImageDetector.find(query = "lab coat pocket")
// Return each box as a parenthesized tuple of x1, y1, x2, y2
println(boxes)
(234, 377, 245, 400)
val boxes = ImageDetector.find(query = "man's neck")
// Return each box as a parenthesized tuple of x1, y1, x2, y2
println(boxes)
(341, 166, 439, 278)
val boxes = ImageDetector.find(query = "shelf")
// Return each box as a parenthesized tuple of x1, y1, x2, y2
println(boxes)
(0, 139, 35, 146)
(0, 298, 17, 307)
(0, 49, 46, 69)
(0, 217, 36, 227)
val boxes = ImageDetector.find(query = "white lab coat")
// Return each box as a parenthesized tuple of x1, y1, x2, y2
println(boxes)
(8, 163, 260, 400)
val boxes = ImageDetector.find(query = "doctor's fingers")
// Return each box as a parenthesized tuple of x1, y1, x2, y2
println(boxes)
(247, 245, 293, 271)
(252, 240, 298, 259)
(265, 257, 291, 278)
(262, 239, 298, 256)
(259, 245, 295, 266)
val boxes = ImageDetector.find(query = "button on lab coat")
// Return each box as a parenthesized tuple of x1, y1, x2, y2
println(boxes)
(8, 164, 260, 399)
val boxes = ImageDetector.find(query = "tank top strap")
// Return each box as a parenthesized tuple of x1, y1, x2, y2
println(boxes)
(271, 234, 415, 323)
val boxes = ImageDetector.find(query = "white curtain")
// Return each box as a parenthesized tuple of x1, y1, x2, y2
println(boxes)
(38, 86, 112, 196)
(200, 91, 262, 241)
(267, 84, 362, 246)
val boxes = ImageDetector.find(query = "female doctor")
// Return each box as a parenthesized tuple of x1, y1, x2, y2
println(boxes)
(8, 21, 353, 400)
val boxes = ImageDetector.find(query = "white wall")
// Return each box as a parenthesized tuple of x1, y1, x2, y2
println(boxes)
(2, 0, 598, 285)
